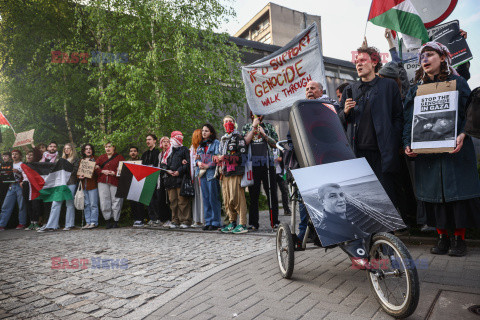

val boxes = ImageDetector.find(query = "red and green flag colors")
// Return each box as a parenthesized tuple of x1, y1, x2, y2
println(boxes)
(21, 159, 74, 202)
(368, 0, 429, 49)
(0, 111, 14, 133)
(116, 163, 161, 206)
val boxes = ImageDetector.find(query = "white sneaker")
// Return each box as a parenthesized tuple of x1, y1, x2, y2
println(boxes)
(163, 221, 171, 228)
(82, 224, 90, 229)
(63, 227, 71, 231)
(191, 223, 203, 228)
(133, 221, 144, 227)
(147, 220, 154, 226)
(169, 224, 178, 229)
(179, 224, 189, 229)
(88, 223, 97, 229)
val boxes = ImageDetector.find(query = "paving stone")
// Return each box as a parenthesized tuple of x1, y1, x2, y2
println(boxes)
(105, 307, 132, 318)
(53, 309, 75, 317)
(76, 304, 100, 313)
(91, 308, 112, 318)
(37, 303, 61, 314)
(70, 288, 91, 295)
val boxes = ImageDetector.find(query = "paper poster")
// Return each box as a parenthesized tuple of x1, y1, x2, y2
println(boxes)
(412, 90, 458, 150)
(291, 158, 405, 247)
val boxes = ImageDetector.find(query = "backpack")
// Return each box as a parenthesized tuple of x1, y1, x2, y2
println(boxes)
(465, 87, 480, 139)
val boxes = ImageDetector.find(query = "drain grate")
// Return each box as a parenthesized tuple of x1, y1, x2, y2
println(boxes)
(468, 305, 480, 316)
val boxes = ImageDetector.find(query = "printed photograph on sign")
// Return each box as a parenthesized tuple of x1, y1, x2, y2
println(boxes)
(411, 90, 458, 150)
(291, 158, 405, 247)
(412, 110, 456, 142)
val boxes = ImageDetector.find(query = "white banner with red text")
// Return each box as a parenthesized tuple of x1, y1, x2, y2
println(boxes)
(241, 23, 326, 115)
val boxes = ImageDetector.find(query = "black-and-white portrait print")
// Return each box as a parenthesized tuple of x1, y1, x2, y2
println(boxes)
(412, 110, 456, 142)
(291, 158, 406, 247)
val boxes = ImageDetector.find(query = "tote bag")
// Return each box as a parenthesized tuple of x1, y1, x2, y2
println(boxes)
(241, 145, 254, 188)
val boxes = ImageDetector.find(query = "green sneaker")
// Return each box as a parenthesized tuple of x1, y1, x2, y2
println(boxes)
(232, 224, 248, 234)
(221, 223, 236, 233)
(25, 223, 35, 230)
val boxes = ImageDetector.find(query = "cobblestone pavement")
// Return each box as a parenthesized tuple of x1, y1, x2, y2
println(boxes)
(0, 228, 274, 319)
(148, 245, 480, 320)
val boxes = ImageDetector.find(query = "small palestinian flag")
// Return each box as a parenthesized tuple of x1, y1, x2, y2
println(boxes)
(116, 163, 161, 205)
(0, 111, 13, 132)
(21, 159, 74, 202)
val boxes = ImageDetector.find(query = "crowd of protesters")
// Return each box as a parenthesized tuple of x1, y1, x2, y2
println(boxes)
(0, 33, 478, 257)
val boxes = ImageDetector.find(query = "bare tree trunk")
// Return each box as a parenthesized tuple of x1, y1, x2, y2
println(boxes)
(63, 72, 74, 143)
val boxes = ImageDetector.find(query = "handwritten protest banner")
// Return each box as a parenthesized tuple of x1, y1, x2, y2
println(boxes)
(12, 129, 35, 147)
(241, 23, 326, 115)
(78, 159, 96, 178)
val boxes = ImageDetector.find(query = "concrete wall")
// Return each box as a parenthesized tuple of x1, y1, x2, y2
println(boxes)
(269, 3, 321, 47)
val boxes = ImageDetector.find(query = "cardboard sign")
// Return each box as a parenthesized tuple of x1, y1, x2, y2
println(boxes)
(117, 161, 142, 177)
(78, 159, 96, 178)
(241, 22, 326, 115)
(412, 80, 458, 153)
(12, 129, 35, 147)
(428, 20, 472, 68)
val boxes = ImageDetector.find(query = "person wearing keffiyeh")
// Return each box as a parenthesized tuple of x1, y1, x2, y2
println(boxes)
(163, 131, 191, 229)
(403, 41, 480, 257)
(215, 116, 248, 234)
(40, 142, 59, 163)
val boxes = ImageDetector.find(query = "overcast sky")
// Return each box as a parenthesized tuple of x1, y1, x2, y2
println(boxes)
(219, 0, 480, 89)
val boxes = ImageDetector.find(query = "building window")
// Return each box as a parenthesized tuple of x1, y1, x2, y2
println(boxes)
(259, 33, 271, 44)
(252, 18, 270, 39)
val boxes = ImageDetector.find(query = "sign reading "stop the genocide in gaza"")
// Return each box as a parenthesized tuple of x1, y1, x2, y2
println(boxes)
(241, 23, 326, 115)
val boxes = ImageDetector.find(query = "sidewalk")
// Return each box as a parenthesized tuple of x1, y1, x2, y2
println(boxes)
(147, 244, 480, 319)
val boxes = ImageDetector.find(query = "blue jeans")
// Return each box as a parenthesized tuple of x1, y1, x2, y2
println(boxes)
(84, 188, 99, 225)
(45, 184, 76, 229)
(201, 177, 221, 227)
(0, 183, 27, 227)
(298, 200, 309, 241)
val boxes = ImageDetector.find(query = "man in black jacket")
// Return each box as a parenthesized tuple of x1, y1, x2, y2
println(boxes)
(339, 46, 403, 208)
(142, 134, 161, 225)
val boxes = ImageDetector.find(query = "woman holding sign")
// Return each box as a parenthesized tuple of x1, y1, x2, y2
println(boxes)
(78, 144, 99, 229)
(403, 42, 480, 257)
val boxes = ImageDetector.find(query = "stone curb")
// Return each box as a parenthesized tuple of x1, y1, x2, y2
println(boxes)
(127, 246, 275, 319)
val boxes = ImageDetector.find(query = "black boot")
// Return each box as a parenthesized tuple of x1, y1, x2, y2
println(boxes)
(112, 221, 119, 228)
(106, 219, 113, 229)
(448, 236, 467, 257)
(430, 234, 450, 254)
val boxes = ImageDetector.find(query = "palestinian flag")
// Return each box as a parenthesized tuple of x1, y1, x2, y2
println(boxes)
(0, 111, 13, 132)
(368, 0, 429, 49)
(21, 159, 74, 202)
(116, 163, 161, 205)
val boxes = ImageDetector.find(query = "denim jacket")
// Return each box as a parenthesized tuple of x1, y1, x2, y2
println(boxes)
(195, 139, 220, 181)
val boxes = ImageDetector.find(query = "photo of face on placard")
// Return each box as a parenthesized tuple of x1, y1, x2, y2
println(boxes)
(412, 110, 456, 142)
(291, 158, 406, 247)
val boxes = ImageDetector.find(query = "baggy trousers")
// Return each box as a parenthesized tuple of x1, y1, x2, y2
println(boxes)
(98, 182, 124, 222)
(221, 175, 247, 226)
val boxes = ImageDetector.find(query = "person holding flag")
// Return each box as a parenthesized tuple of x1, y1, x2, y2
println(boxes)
(37, 143, 79, 232)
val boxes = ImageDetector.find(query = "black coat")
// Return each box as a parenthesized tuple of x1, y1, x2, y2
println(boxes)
(339, 76, 403, 173)
(163, 146, 190, 190)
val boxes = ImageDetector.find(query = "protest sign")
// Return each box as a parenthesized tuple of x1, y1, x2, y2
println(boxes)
(291, 158, 405, 247)
(427, 20, 472, 67)
(78, 159, 96, 178)
(241, 22, 326, 115)
(0, 162, 15, 183)
(412, 80, 458, 153)
(117, 161, 142, 177)
(12, 129, 35, 147)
